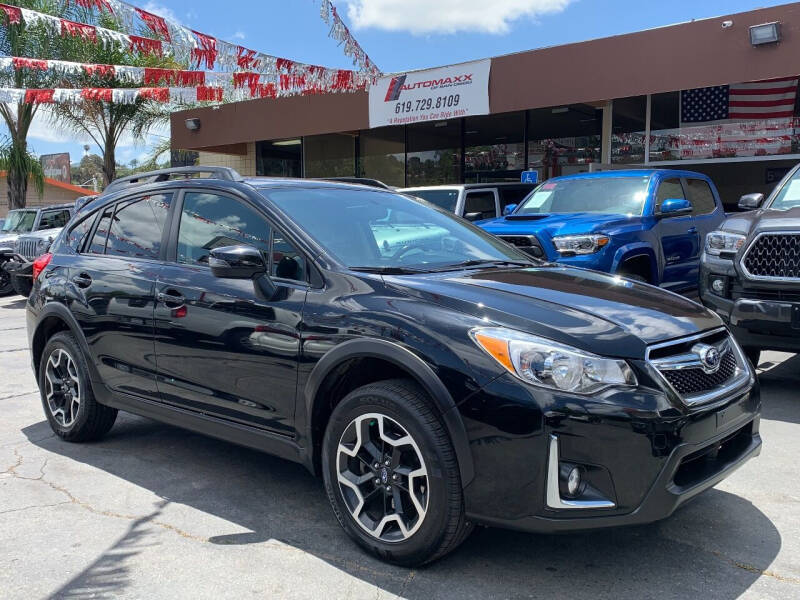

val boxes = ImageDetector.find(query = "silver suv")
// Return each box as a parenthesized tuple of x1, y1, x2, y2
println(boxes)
(400, 183, 537, 222)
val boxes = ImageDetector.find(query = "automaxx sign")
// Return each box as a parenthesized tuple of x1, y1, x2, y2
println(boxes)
(369, 59, 491, 128)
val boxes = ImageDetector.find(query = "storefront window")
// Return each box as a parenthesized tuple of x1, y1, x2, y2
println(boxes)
(358, 126, 405, 187)
(256, 139, 302, 177)
(304, 133, 356, 178)
(463, 112, 525, 183)
(527, 104, 602, 180)
(612, 96, 646, 164)
(649, 80, 800, 162)
(406, 120, 462, 186)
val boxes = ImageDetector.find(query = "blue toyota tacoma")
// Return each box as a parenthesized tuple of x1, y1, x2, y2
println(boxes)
(479, 169, 726, 293)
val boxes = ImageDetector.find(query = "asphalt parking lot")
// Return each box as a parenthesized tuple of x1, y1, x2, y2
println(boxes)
(1, 294, 799, 599)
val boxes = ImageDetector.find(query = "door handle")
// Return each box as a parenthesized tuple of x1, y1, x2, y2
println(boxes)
(157, 290, 186, 308)
(687, 227, 698, 234)
(71, 273, 92, 289)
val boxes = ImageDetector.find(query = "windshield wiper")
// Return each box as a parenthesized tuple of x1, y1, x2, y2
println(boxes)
(427, 259, 534, 272)
(348, 266, 428, 275)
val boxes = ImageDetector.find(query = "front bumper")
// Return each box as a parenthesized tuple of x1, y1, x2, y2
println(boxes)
(460, 363, 760, 533)
(700, 258, 800, 352)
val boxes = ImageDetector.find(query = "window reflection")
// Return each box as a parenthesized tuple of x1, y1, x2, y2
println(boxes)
(406, 120, 461, 186)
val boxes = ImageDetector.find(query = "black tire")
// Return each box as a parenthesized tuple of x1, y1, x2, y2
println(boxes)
(322, 379, 472, 566)
(39, 332, 117, 442)
(0, 266, 12, 296)
(11, 273, 32, 298)
(744, 348, 761, 368)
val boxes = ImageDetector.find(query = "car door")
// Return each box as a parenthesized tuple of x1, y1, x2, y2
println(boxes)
(684, 177, 723, 242)
(463, 189, 500, 221)
(654, 177, 700, 291)
(65, 193, 172, 401)
(153, 189, 307, 436)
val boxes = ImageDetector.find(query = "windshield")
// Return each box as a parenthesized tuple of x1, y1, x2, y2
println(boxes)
(262, 187, 530, 271)
(1, 210, 36, 233)
(769, 170, 800, 210)
(515, 177, 650, 216)
(405, 189, 459, 213)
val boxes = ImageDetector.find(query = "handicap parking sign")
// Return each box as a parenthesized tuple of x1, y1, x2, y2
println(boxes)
(521, 170, 539, 184)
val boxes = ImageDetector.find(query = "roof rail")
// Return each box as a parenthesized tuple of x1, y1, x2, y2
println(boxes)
(104, 167, 243, 194)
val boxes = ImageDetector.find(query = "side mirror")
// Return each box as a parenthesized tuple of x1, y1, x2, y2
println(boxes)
(464, 212, 482, 222)
(738, 193, 764, 210)
(209, 245, 267, 279)
(658, 198, 693, 217)
(503, 203, 518, 216)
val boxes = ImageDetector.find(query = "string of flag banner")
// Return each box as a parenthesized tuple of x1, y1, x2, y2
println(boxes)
(0, 86, 232, 105)
(0, 57, 363, 98)
(319, 0, 381, 80)
(0, 0, 380, 102)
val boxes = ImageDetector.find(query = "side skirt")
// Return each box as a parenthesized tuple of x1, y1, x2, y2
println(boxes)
(100, 390, 309, 470)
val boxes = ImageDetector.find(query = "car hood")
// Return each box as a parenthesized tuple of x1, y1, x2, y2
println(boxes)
(479, 212, 634, 238)
(722, 206, 800, 236)
(386, 265, 721, 359)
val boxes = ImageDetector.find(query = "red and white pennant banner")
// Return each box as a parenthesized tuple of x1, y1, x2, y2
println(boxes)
(0, 86, 228, 105)
(0, 1, 372, 94)
(0, 56, 367, 98)
(319, 0, 380, 79)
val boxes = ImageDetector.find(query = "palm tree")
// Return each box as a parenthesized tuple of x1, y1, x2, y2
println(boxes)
(47, 9, 183, 187)
(0, 0, 64, 209)
(0, 137, 44, 201)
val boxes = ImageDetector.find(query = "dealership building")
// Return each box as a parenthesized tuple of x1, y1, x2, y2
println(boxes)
(171, 3, 800, 209)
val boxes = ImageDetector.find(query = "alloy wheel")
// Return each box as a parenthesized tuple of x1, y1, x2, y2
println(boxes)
(336, 412, 429, 542)
(45, 348, 81, 428)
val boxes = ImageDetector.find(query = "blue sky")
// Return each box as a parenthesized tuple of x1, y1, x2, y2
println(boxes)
(13, 0, 787, 166)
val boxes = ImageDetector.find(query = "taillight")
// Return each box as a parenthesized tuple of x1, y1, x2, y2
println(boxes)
(32, 253, 53, 281)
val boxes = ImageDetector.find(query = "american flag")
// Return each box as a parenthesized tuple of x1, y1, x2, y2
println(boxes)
(681, 77, 798, 123)
(675, 77, 799, 159)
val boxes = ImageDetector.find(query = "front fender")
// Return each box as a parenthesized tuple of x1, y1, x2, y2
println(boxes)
(301, 337, 475, 486)
(611, 243, 658, 278)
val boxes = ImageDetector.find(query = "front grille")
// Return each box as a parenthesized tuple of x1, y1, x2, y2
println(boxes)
(498, 235, 545, 258)
(742, 233, 800, 280)
(661, 351, 737, 395)
(16, 239, 39, 261)
(647, 329, 750, 406)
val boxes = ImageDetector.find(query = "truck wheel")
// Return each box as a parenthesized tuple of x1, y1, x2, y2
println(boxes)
(39, 332, 118, 442)
(11, 273, 32, 298)
(322, 379, 472, 566)
(0, 267, 12, 296)
(744, 348, 761, 368)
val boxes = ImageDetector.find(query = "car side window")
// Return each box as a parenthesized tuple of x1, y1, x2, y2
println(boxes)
(105, 194, 172, 260)
(66, 214, 97, 252)
(685, 179, 717, 216)
(272, 232, 307, 283)
(88, 207, 113, 255)
(464, 191, 497, 219)
(655, 179, 685, 212)
(177, 192, 271, 266)
(38, 209, 71, 230)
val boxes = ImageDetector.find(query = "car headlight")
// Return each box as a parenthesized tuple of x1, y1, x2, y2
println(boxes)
(37, 237, 51, 251)
(552, 234, 610, 255)
(706, 231, 746, 256)
(470, 327, 637, 394)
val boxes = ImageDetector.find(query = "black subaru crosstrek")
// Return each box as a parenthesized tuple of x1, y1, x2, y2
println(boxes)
(27, 167, 761, 566)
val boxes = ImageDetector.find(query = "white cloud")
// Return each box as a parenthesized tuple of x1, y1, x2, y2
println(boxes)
(142, 1, 179, 24)
(231, 31, 246, 41)
(343, 0, 574, 35)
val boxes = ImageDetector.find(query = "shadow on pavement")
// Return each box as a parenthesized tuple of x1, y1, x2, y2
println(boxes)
(758, 353, 800, 425)
(23, 414, 781, 600)
(0, 297, 27, 310)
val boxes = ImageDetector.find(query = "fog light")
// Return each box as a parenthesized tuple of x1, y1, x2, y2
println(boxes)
(567, 467, 582, 497)
(709, 274, 729, 297)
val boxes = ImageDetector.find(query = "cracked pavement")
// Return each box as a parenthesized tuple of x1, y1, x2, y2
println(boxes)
(0, 294, 799, 599)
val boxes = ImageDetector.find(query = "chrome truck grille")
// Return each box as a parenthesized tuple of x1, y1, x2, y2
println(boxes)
(742, 232, 800, 281)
